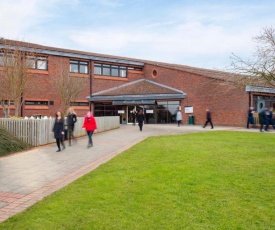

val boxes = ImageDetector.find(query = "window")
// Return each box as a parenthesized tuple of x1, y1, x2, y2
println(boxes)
(103, 64, 111, 75)
(3, 100, 15, 105)
(157, 101, 180, 123)
(26, 56, 47, 70)
(94, 64, 101, 75)
(94, 63, 142, 78)
(111, 66, 119, 76)
(70, 60, 88, 74)
(152, 69, 158, 77)
(70, 102, 89, 106)
(120, 66, 127, 77)
(0, 53, 16, 66)
(0, 53, 47, 69)
(25, 101, 48, 105)
(94, 103, 121, 116)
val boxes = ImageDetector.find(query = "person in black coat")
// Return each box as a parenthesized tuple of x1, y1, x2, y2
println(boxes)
(137, 110, 145, 131)
(203, 109, 214, 129)
(53, 111, 65, 152)
(260, 107, 269, 132)
(268, 107, 275, 130)
(66, 107, 77, 146)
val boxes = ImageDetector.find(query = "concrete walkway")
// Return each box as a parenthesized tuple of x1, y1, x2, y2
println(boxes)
(0, 124, 272, 223)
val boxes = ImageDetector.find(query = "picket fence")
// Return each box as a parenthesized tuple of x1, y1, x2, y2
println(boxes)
(0, 116, 120, 147)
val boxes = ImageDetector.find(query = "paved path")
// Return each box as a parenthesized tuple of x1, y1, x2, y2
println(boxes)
(0, 124, 272, 223)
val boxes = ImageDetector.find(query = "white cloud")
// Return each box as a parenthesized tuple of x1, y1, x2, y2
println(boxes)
(0, 0, 56, 38)
(68, 19, 256, 68)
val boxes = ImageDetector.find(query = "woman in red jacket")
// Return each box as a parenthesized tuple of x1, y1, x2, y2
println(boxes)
(82, 111, 97, 148)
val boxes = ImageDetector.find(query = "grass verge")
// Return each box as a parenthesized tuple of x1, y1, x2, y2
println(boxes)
(0, 131, 274, 229)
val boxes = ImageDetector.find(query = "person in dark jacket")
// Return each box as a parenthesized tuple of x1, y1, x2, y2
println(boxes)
(82, 111, 97, 148)
(52, 111, 65, 152)
(203, 109, 214, 129)
(66, 107, 77, 146)
(246, 106, 255, 129)
(268, 107, 275, 130)
(260, 107, 269, 132)
(137, 110, 145, 131)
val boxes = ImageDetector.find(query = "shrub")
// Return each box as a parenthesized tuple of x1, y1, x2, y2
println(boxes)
(0, 126, 31, 156)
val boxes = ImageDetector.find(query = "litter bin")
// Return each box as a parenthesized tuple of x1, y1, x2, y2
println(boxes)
(188, 115, 194, 125)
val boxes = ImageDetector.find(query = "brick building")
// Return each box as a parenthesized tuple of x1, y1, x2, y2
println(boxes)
(0, 39, 275, 126)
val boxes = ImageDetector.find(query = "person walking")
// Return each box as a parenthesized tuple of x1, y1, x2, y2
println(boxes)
(66, 107, 77, 146)
(203, 109, 214, 129)
(267, 107, 275, 130)
(52, 111, 65, 152)
(246, 106, 255, 129)
(82, 111, 97, 148)
(259, 107, 269, 132)
(137, 110, 145, 131)
(176, 109, 182, 127)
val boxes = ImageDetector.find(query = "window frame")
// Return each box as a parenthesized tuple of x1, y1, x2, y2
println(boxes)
(70, 101, 89, 106)
(70, 60, 89, 74)
(94, 63, 142, 78)
(26, 56, 48, 70)
(24, 100, 49, 106)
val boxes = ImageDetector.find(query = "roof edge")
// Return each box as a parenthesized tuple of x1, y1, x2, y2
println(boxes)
(246, 85, 275, 94)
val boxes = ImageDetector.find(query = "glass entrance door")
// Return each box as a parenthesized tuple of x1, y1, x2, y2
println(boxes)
(127, 106, 144, 124)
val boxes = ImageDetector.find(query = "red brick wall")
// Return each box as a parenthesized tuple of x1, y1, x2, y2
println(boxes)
(22, 56, 90, 117)
(93, 70, 144, 93)
(1, 54, 249, 126)
(143, 64, 249, 126)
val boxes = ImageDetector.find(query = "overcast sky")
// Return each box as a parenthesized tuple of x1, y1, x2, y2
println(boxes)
(0, 0, 274, 70)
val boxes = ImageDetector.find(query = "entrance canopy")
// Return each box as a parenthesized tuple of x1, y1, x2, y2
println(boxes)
(87, 79, 186, 102)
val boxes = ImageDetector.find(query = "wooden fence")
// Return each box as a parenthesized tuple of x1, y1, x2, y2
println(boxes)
(0, 116, 120, 146)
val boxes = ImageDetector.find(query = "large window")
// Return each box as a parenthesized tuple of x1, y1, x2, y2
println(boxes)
(94, 63, 142, 78)
(157, 101, 180, 123)
(94, 101, 180, 124)
(27, 56, 47, 70)
(70, 60, 88, 74)
(94, 103, 121, 116)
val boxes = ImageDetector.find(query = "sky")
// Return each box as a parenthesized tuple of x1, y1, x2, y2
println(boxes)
(0, 0, 274, 70)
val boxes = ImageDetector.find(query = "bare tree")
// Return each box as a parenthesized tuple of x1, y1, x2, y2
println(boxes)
(50, 60, 86, 115)
(228, 27, 275, 88)
(0, 40, 36, 117)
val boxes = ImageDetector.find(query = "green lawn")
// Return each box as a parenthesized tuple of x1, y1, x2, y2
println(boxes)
(1, 131, 275, 229)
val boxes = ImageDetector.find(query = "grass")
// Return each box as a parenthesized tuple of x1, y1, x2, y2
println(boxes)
(0, 131, 274, 229)
(0, 126, 31, 157)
